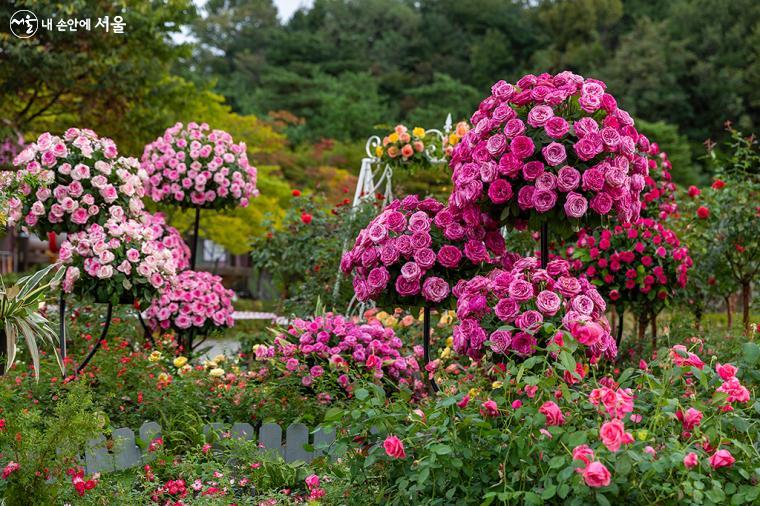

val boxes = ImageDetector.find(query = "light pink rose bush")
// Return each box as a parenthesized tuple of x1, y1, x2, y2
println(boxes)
(338, 340, 759, 503)
(56, 215, 177, 305)
(448, 71, 649, 235)
(141, 212, 192, 271)
(141, 122, 258, 210)
(453, 255, 616, 363)
(6, 129, 146, 235)
(251, 314, 426, 403)
(145, 270, 234, 336)
(340, 195, 503, 308)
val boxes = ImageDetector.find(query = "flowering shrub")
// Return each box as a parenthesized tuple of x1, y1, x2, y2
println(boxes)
(340, 195, 502, 307)
(640, 147, 678, 220)
(377, 124, 430, 167)
(57, 215, 177, 305)
(572, 218, 692, 318)
(141, 212, 192, 271)
(145, 270, 234, 336)
(453, 255, 616, 363)
(6, 129, 146, 235)
(141, 122, 258, 209)
(337, 339, 760, 504)
(252, 313, 425, 401)
(442, 121, 470, 158)
(448, 71, 649, 233)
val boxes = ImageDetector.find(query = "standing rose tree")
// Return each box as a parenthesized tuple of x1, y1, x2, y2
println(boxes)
(141, 212, 192, 271)
(141, 122, 259, 271)
(453, 255, 616, 365)
(144, 270, 234, 351)
(572, 218, 692, 346)
(6, 129, 146, 235)
(448, 71, 649, 238)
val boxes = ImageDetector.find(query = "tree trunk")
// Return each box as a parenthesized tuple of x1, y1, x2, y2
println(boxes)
(725, 295, 733, 329)
(694, 306, 703, 331)
(610, 307, 617, 337)
(637, 313, 647, 346)
(650, 311, 657, 348)
(742, 282, 752, 335)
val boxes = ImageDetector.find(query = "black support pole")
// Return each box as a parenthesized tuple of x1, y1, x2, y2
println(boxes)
(76, 303, 113, 374)
(423, 306, 439, 392)
(137, 310, 155, 347)
(59, 292, 67, 365)
(616, 309, 624, 349)
(540, 222, 549, 268)
(190, 206, 201, 270)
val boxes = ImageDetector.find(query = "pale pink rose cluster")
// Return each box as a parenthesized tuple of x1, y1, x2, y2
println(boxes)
(253, 313, 425, 397)
(141, 122, 258, 210)
(7, 129, 146, 235)
(340, 195, 499, 306)
(145, 270, 234, 334)
(453, 255, 616, 362)
(142, 212, 192, 271)
(448, 71, 649, 226)
(57, 215, 177, 304)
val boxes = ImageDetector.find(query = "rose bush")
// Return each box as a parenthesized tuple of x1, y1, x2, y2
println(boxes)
(640, 147, 678, 221)
(145, 270, 234, 337)
(453, 255, 616, 364)
(340, 195, 503, 308)
(448, 71, 649, 237)
(141, 122, 258, 210)
(142, 211, 192, 271)
(6, 129, 146, 235)
(57, 215, 177, 305)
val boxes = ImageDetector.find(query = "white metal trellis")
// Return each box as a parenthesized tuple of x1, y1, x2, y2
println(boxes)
(339, 115, 455, 317)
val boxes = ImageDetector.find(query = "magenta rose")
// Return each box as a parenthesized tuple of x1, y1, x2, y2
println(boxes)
(510, 135, 535, 159)
(556, 166, 581, 192)
(573, 137, 601, 161)
(504, 118, 526, 138)
(511, 332, 537, 357)
(413, 248, 436, 269)
(422, 276, 450, 303)
(590, 193, 613, 215)
(508, 279, 533, 302)
(400, 261, 422, 281)
(581, 168, 605, 192)
(494, 298, 519, 321)
(464, 240, 489, 263)
(367, 266, 391, 291)
(515, 310, 543, 331)
(527, 105, 554, 127)
(437, 245, 462, 268)
(535, 172, 557, 191)
(486, 134, 508, 156)
(489, 330, 512, 353)
(385, 210, 406, 232)
(395, 276, 421, 297)
(544, 116, 570, 138)
(487, 178, 513, 204)
(517, 186, 535, 210)
(522, 161, 545, 181)
(563, 192, 588, 219)
(572, 295, 595, 315)
(536, 290, 561, 315)
(542, 142, 567, 166)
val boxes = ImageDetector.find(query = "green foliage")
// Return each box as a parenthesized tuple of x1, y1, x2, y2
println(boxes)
(635, 119, 698, 186)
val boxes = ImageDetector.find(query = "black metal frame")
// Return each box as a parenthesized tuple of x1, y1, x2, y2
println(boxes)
(190, 206, 201, 271)
(422, 306, 438, 392)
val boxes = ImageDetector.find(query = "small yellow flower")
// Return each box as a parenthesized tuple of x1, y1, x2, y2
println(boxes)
(173, 356, 188, 368)
(375, 146, 383, 157)
(209, 368, 225, 378)
(440, 347, 451, 360)
(204, 360, 218, 369)
(445, 336, 453, 348)
(412, 127, 425, 138)
(158, 372, 170, 383)
(213, 354, 226, 364)
(637, 430, 649, 441)
(388, 132, 399, 143)
(491, 381, 503, 390)
(177, 364, 192, 376)
(448, 133, 460, 146)
(148, 351, 163, 363)
(468, 388, 480, 398)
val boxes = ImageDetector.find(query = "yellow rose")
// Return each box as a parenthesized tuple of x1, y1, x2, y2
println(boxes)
(445, 336, 453, 347)
(204, 360, 218, 369)
(173, 356, 188, 368)
(213, 354, 226, 364)
(448, 133, 460, 146)
(412, 127, 425, 138)
(209, 368, 225, 378)
(375, 146, 383, 157)
(491, 381, 503, 389)
(148, 351, 162, 363)
(388, 132, 399, 143)
(158, 372, 170, 383)
(376, 311, 389, 320)
(637, 430, 649, 441)
(440, 347, 451, 359)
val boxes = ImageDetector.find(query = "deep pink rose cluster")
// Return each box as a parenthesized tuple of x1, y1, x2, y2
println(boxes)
(252, 313, 424, 398)
(448, 71, 649, 227)
(141, 122, 258, 210)
(453, 255, 616, 362)
(7, 129, 146, 235)
(142, 212, 192, 271)
(641, 147, 678, 220)
(340, 195, 501, 306)
(57, 215, 178, 305)
(145, 270, 234, 335)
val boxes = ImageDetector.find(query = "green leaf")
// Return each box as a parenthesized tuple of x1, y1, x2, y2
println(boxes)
(596, 493, 611, 506)
(355, 388, 369, 401)
(742, 342, 760, 365)
(541, 484, 557, 500)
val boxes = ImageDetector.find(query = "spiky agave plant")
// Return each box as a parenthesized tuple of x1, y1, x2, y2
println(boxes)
(0, 263, 64, 379)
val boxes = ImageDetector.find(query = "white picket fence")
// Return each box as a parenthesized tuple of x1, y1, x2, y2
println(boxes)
(84, 421, 337, 474)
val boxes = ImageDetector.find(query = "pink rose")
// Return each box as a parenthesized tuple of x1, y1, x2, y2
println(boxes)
(489, 330, 512, 353)
(531, 190, 557, 213)
(480, 399, 499, 417)
(556, 166, 581, 192)
(367, 267, 390, 292)
(503, 118, 526, 138)
(581, 461, 611, 488)
(677, 408, 703, 431)
(570, 320, 604, 346)
(572, 445, 595, 466)
(395, 276, 420, 297)
(542, 142, 567, 166)
(544, 116, 570, 138)
(535, 290, 561, 315)
(521, 161, 544, 181)
(487, 179, 513, 204)
(486, 134, 507, 156)
(709, 449, 735, 469)
(422, 276, 450, 303)
(599, 419, 634, 452)
(539, 401, 565, 426)
(494, 298, 519, 321)
(590, 193, 613, 215)
(510, 332, 537, 357)
(563, 192, 588, 219)
(683, 452, 698, 469)
(574, 138, 601, 161)
(527, 105, 554, 127)
(510, 136, 535, 159)
(383, 435, 407, 459)
(715, 363, 738, 381)
(437, 245, 462, 268)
